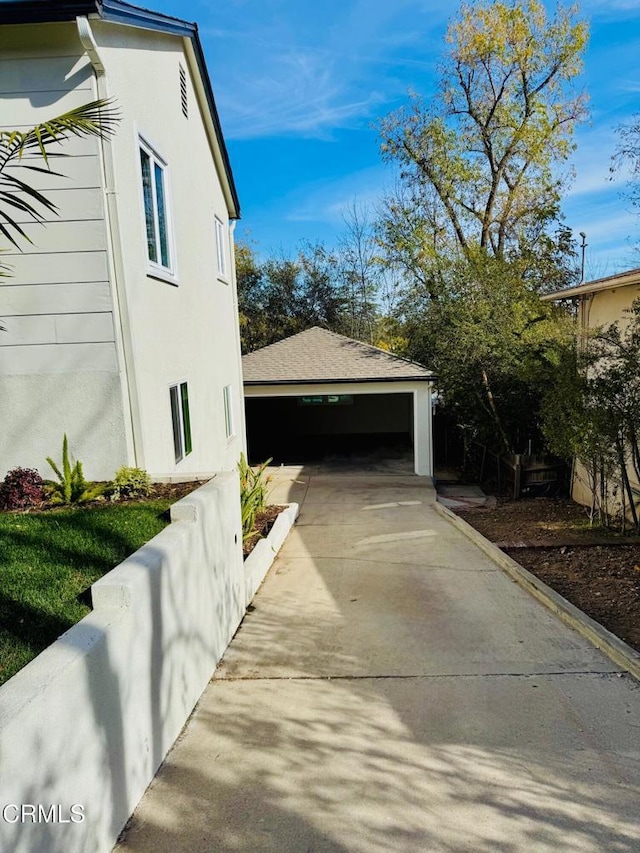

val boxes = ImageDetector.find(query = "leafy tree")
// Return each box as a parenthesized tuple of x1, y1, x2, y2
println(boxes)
(298, 242, 348, 330)
(612, 113, 640, 245)
(377, 0, 587, 451)
(338, 203, 380, 343)
(542, 302, 640, 530)
(399, 252, 573, 453)
(380, 0, 587, 261)
(235, 241, 349, 353)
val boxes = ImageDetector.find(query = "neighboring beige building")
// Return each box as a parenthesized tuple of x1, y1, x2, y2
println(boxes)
(0, 0, 245, 480)
(542, 267, 640, 509)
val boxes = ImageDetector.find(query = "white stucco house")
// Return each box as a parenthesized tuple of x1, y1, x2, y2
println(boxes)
(0, 0, 246, 480)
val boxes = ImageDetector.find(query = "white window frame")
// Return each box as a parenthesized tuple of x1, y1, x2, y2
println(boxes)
(170, 381, 192, 463)
(139, 135, 177, 283)
(215, 216, 228, 281)
(223, 384, 235, 439)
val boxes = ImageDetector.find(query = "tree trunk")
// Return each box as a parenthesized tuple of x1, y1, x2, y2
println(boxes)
(616, 436, 639, 532)
(480, 367, 511, 453)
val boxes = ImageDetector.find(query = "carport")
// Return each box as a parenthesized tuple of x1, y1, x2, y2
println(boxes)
(242, 327, 435, 476)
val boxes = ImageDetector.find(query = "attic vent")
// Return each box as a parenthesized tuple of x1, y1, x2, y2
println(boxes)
(179, 64, 188, 118)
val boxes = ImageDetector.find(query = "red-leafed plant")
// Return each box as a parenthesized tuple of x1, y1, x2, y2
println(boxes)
(0, 467, 44, 510)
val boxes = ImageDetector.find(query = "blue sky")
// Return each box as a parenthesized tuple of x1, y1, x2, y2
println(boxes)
(157, 0, 640, 277)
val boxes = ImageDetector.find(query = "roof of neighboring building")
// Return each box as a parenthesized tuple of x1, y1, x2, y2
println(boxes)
(0, 0, 240, 218)
(541, 268, 640, 301)
(242, 327, 435, 386)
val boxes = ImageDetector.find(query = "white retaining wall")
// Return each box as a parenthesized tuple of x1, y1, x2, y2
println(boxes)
(0, 473, 247, 853)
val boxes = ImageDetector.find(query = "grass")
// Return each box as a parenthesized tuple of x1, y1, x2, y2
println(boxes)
(0, 499, 174, 686)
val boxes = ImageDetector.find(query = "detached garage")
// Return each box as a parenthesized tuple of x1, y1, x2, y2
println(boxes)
(242, 327, 435, 477)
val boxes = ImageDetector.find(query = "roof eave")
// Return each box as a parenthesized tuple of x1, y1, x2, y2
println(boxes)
(0, 0, 241, 219)
(243, 376, 436, 387)
(542, 268, 640, 301)
(0, 1, 194, 34)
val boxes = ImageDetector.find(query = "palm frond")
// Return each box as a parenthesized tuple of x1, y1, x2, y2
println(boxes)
(0, 98, 120, 164)
(0, 98, 119, 251)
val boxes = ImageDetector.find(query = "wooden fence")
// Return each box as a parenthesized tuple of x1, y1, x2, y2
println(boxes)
(465, 441, 566, 498)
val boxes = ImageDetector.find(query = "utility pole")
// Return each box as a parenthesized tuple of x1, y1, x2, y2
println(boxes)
(579, 231, 587, 282)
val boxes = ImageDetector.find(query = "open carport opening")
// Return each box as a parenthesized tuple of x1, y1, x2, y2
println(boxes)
(245, 392, 414, 465)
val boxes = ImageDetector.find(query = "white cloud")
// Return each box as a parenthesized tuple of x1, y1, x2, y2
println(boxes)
(198, 0, 446, 140)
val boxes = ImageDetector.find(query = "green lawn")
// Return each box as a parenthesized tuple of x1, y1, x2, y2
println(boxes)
(0, 500, 174, 686)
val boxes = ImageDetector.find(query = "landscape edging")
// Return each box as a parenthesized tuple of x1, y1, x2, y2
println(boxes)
(243, 502, 299, 605)
(435, 499, 640, 683)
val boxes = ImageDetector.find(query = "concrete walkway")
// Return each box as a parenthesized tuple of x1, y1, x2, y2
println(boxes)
(116, 468, 640, 853)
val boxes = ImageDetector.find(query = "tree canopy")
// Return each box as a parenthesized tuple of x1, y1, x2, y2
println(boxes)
(376, 0, 587, 453)
(380, 0, 587, 263)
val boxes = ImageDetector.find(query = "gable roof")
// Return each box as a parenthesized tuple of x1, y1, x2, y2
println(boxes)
(0, 0, 240, 218)
(242, 327, 435, 386)
(541, 267, 640, 301)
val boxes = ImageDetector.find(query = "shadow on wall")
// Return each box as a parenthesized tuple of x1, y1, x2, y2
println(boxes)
(114, 468, 640, 852)
(0, 474, 244, 853)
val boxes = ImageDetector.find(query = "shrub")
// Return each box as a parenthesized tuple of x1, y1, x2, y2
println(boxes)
(109, 466, 153, 500)
(45, 434, 104, 505)
(0, 467, 44, 510)
(238, 453, 272, 541)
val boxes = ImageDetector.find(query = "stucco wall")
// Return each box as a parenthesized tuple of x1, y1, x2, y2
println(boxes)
(90, 21, 246, 477)
(584, 284, 640, 331)
(0, 18, 246, 481)
(0, 372, 127, 481)
(0, 472, 244, 853)
(0, 22, 128, 480)
(571, 283, 640, 512)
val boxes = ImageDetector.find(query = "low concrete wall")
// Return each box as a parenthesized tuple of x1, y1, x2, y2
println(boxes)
(243, 503, 299, 603)
(0, 473, 246, 853)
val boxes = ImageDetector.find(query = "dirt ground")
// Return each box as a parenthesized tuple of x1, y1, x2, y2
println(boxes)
(243, 505, 286, 557)
(457, 497, 640, 655)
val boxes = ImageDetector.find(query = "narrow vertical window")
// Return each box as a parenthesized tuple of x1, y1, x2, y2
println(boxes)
(139, 137, 174, 275)
(140, 149, 157, 263)
(170, 381, 192, 463)
(223, 384, 235, 438)
(215, 216, 227, 279)
(179, 64, 188, 118)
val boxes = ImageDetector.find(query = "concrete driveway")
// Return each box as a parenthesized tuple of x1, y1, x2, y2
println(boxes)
(116, 468, 640, 853)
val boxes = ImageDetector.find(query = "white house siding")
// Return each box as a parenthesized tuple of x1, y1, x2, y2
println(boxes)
(90, 21, 245, 477)
(0, 23, 127, 480)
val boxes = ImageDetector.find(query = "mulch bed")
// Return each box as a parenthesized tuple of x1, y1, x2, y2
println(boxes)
(243, 505, 287, 557)
(457, 497, 640, 655)
(0, 480, 208, 514)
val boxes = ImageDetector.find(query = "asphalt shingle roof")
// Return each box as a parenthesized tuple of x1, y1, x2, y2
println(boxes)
(242, 327, 434, 385)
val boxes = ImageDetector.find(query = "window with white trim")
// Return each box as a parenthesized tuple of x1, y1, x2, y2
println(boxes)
(215, 216, 227, 279)
(140, 138, 174, 274)
(170, 381, 192, 463)
(223, 384, 235, 438)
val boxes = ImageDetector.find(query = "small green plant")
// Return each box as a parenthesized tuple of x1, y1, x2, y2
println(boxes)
(108, 466, 153, 501)
(45, 434, 104, 505)
(238, 453, 272, 541)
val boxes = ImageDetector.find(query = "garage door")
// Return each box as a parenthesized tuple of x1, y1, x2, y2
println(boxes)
(245, 392, 413, 464)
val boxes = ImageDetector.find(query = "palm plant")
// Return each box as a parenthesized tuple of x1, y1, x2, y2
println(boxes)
(0, 98, 119, 253)
(238, 453, 272, 542)
(45, 433, 104, 505)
